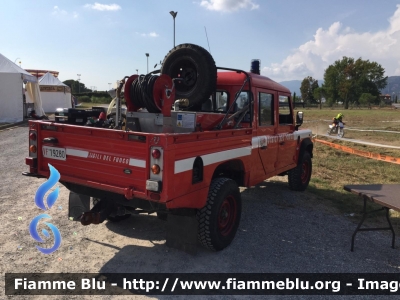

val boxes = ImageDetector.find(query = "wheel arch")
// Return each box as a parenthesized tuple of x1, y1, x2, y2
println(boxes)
(211, 159, 246, 187)
(299, 138, 313, 161)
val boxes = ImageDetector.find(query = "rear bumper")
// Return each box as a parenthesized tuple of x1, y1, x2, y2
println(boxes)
(64, 182, 167, 211)
(22, 171, 45, 178)
(60, 174, 146, 200)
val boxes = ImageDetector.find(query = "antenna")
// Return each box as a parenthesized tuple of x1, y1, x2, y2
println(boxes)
(204, 26, 211, 53)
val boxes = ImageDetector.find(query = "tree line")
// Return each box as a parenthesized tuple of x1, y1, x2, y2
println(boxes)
(63, 79, 93, 94)
(300, 57, 388, 109)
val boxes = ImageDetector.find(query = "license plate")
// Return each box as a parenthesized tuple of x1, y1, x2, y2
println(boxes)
(42, 146, 66, 161)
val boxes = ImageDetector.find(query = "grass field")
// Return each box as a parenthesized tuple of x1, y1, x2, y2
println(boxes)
(300, 107, 400, 145)
(300, 107, 400, 228)
(74, 104, 399, 216)
(77, 102, 100, 109)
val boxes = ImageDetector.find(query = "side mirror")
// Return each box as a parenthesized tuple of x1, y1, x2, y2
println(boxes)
(295, 111, 303, 130)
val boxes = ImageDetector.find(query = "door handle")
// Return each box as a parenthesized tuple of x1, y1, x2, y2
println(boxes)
(279, 141, 285, 146)
(260, 146, 267, 150)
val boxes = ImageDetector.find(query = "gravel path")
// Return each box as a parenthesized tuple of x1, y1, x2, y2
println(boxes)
(1, 125, 399, 299)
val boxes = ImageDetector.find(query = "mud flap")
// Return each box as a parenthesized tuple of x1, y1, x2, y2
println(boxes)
(68, 191, 90, 221)
(166, 214, 198, 255)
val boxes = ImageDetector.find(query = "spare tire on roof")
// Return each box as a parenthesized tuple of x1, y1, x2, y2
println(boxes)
(161, 43, 217, 109)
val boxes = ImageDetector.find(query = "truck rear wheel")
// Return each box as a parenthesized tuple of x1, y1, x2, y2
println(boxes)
(161, 43, 216, 109)
(288, 151, 312, 191)
(197, 178, 241, 251)
(156, 212, 168, 221)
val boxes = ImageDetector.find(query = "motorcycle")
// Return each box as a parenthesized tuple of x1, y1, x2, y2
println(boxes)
(327, 121, 345, 138)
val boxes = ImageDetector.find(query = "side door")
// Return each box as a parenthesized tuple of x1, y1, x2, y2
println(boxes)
(255, 90, 278, 176)
(276, 94, 297, 170)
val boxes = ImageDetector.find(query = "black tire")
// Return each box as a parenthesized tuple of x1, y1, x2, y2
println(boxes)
(288, 151, 312, 191)
(92, 197, 101, 206)
(107, 214, 131, 222)
(161, 43, 216, 109)
(197, 178, 241, 251)
(156, 212, 168, 221)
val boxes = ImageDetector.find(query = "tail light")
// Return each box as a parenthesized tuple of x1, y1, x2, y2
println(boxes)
(29, 130, 38, 158)
(146, 146, 163, 193)
(152, 149, 161, 159)
(29, 145, 37, 153)
(29, 132, 37, 141)
(151, 164, 161, 174)
(26, 130, 38, 173)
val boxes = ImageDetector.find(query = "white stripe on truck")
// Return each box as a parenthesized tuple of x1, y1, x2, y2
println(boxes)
(129, 158, 146, 168)
(174, 146, 252, 174)
(66, 149, 88, 158)
(174, 130, 313, 174)
(66, 148, 146, 168)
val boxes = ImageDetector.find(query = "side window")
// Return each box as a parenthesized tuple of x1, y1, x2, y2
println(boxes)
(278, 95, 293, 124)
(202, 95, 214, 111)
(227, 91, 249, 113)
(259, 93, 273, 126)
(235, 92, 249, 110)
(214, 91, 228, 112)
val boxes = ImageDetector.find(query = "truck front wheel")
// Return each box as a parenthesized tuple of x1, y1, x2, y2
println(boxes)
(288, 151, 312, 191)
(197, 178, 242, 251)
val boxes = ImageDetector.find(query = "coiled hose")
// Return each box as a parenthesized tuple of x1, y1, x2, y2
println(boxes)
(130, 74, 160, 113)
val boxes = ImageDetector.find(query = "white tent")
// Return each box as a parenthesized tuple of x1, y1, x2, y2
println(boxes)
(38, 72, 72, 112)
(0, 53, 44, 123)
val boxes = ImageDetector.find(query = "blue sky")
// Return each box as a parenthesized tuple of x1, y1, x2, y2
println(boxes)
(1, 0, 400, 91)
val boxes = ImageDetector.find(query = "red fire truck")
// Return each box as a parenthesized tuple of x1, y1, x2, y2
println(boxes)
(24, 44, 313, 253)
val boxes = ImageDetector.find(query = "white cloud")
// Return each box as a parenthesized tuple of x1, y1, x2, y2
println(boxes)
(137, 32, 159, 38)
(263, 5, 400, 81)
(52, 6, 78, 18)
(200, 0, 259, 12)
(52, 6, 67, 15)
(84, 3, 121, 11)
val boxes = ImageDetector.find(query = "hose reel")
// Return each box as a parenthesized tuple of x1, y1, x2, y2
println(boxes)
(124, 74, 175, 117)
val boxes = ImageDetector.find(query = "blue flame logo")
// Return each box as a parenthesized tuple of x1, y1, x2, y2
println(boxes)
(35, 164, 60, 210)
(29, 164, 62, 254)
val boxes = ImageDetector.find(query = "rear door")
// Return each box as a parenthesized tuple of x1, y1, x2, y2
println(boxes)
(37, 124, 149, 195)
(255, 90, 278, 176)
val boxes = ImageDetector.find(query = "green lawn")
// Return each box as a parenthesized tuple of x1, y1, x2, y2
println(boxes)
(303, 108, 400, 227)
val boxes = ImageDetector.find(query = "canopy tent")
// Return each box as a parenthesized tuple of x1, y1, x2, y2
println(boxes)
(0, 53, 44, 122)
(38, 72, 72, 112)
